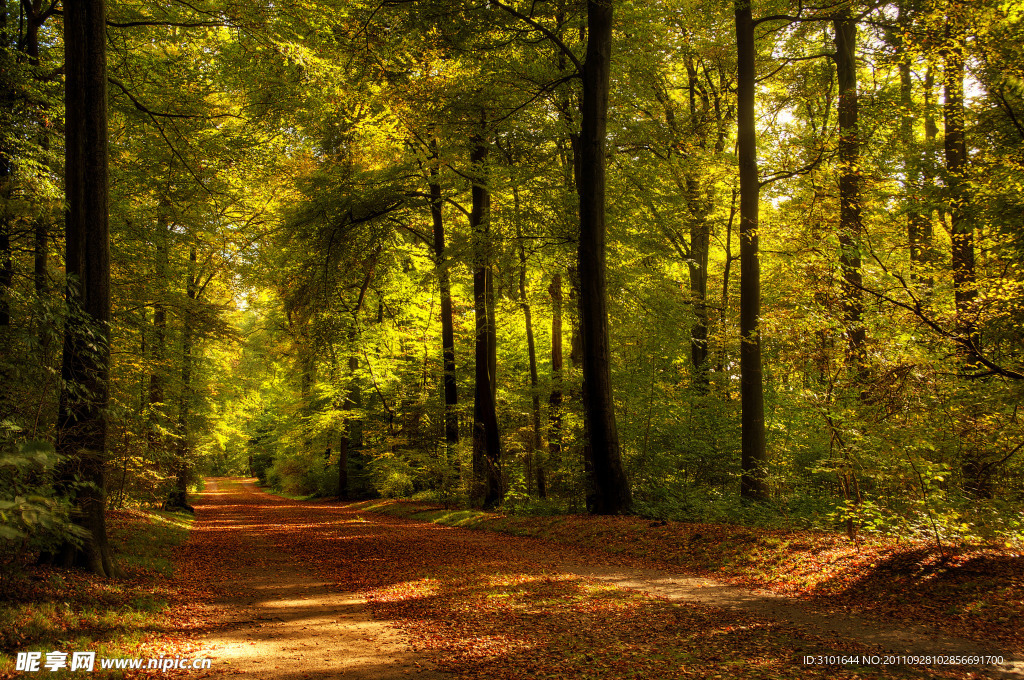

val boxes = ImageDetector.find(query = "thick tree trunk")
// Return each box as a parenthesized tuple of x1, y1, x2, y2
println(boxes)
(943, 8, 978, 362)
(735, 0, 768, 502)
(470, 132, 502, 509)
(834, 9, 866, 372)
(428, 159, 459, 449)
(578, 0, 631, 515)
(55, 0, 115, 576)
(943, 5, 985, 496)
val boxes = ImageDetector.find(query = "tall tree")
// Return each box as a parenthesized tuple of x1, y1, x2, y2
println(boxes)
(426, 144, 460, 451)
(577, 0, 632, 514)
(943, 1, 978, 363)
(470, 127, 502, 509)
(55, 0, 115, 576)
(735, 0, 767, 501)
(833, 7, 866, 371)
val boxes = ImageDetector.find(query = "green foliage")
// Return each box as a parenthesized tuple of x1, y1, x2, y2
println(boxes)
(0, 436, 87, 575)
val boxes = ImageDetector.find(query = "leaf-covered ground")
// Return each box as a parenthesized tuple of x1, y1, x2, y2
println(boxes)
(352, 500, 1024, 653)
(160, 479, 1007, 679)
(0, 509, 198, 679)
(6, 481, 1018, 679)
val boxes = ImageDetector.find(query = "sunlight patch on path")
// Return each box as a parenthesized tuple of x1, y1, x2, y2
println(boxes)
(191, 479, 446, 680)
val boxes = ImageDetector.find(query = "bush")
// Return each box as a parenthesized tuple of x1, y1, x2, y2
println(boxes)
(0, 438, 88, 575)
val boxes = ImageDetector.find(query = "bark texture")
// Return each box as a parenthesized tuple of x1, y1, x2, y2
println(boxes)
(578, 0, 631, 514)
(735, 0, 768, 502)
(56, 0, 115, 576)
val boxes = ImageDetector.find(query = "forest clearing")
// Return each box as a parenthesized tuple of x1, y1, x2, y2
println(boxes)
(2, 0, 1024, 676)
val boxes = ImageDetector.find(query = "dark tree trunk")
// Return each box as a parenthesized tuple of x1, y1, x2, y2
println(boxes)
(339, 332, 363, 500)
(0, 210, 9, 331)
(686, 177, 711, 390)
(470, 131, 501, 509)
(548, 273, 564, 470)
(26, 1, 49, 343)
(834, 9, 866, 373)
(943, 6, 978, 362)
(54, 0, 115, 576)
(339, 265, 373, 501)
(578, 0, 631, 515)
(428, 157, 459, 449)
(0, 7, 12, 334)
(718, 189, 738, 398)
(735, 0, 768, 502)
(681, 58, 712, 390)
(943, 5, 985, 496)
(167, 247, 196, 512)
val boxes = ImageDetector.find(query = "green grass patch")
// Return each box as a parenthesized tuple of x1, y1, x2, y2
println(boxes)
(0, 507, 193, 679)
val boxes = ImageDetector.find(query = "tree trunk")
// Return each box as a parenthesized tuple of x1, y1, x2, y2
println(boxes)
(148, 211, 169, 442)
(515, 189, 546, 498)
(54, 0, 115, 576)
(735, 0, 768, 502)
(428, 155, 459, 450)
(548, 273, 564, 472)
(0, 7, 12, 335)
(943, 6, 978, 362)
(167, 246, 196, 512)
(687, 176, 711, 390)
(578, 0, 631, 514)
(896, 8, 933, 287)
(834, 9, 866, 373)
(470, 130, 501, 509)
(718, 189, 738, 398)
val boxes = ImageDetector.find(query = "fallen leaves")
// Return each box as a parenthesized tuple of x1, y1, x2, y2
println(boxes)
(161, 479, 988, 680)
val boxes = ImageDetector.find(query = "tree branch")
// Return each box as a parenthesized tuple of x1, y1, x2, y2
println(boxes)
(489, 1, 583, 73)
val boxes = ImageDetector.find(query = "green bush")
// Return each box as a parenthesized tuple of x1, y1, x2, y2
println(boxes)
(0, 438, 88, 573)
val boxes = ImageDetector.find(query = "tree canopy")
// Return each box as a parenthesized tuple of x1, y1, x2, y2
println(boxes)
(2, 0, 1023, 572)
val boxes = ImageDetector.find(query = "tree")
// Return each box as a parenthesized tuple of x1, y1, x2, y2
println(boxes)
(576, 0, 632, 514)
(833, 7, 866, 372)
(54, 0, 115, 576)
(735, 0, 767, 502)
(470, 126, 502, 509)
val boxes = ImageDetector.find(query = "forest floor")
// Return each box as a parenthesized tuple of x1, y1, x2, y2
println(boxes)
(4, 478, 1020, 679)
(153, 478, 1021, 679)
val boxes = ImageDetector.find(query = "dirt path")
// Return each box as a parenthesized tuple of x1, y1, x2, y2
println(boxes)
(170, 479, 1021, 680)
(175, 479, 444, 679)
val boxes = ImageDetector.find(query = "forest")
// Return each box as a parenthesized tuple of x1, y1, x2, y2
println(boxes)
(2, 0, 1024, 579)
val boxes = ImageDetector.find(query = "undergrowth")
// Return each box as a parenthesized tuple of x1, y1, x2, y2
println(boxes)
(0, 507, 193, 679)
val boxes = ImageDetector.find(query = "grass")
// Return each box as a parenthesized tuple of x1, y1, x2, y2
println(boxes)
(0, 507, 194, 679)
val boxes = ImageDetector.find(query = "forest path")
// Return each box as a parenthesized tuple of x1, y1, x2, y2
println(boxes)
(172, 478, 446, 679)
(173, 478, 1020, 679)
